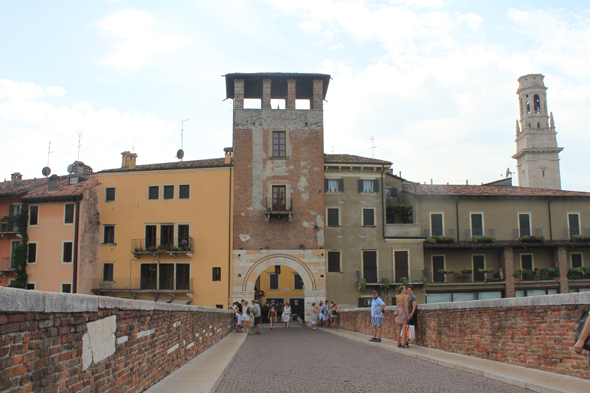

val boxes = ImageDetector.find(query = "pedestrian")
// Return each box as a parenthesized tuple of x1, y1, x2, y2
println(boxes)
(321, 300, 329, 327)
(406, 286, 417, 340)
(317, 300, 324, 327)
(242, 300, 252, 335)
(233, 302, 242, 333)
(311, 302, 319, 329)
(369, 290, 386, 343)
(331, 303, 340, 328)
(276, 302, 283, 322)
(282, 302, 292, 329)
(574, 309, 590, 365)
(395, 286, 410, 348)
(252, 299, 262, 335)
(268, 306, 277, 330)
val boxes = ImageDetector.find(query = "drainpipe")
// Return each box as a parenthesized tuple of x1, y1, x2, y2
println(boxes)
(455, 197, 462, 240)
(381, 164, 385, 240)
(227, 165, 232, 309)
(72, 199, 81, 293)
(548, 198, 554, 241)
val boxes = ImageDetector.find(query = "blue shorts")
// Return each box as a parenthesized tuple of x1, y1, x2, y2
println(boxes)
(372, 317, 382, 327)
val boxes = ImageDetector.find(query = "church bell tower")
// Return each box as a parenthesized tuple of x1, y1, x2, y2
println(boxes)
(512, 74, 563, 190)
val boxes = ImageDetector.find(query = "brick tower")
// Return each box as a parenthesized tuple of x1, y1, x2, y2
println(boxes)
(226, 73, 329, 318)
(512, 74, 563, 189)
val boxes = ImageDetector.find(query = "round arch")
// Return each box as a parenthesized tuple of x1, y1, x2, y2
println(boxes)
(241, 253, 317, 292)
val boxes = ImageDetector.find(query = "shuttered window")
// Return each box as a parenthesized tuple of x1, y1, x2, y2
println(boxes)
(327, 208, 339, 227)
(327, 251, 341, 272)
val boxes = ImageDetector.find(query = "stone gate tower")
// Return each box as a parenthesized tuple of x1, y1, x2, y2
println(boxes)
(226, 73, 329, 319)
(512, 74, 563, 189)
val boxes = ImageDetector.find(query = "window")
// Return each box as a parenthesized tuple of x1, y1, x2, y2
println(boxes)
(176, 264, 190, 289)
(27, 243, 37, 264)
(160, 225, 174, 248)
(362, 251, 377, 283)
(103, 263, 114, 282)
(533, 94, 540, 112)
(431, 213, 444, 236)
(362, 208, 375, 227)
(327, 208, 339, 227)
(571, 254, 583, 268)
(63, 242, 73, 263)
(178, 225, 190, 249)
(212, 267, 221, 282)
(140, 264, 157, 289)
(327, 251, 341, 272)
(103, 225, 115, 244)
(521, 254, 533, 270)
(473, 255, 485, 282)
(10, 240, 21, 269)
(145, 225, 157, 250)
(148, 186, 159, 200)
(64, 203, 75, 224)
(325, 179, 343, 192)
(105, 187, 116, 202)
(160, 264, 174, 290)
(386, 188, 398, 197)
(269, 273, 279, 290)
(272, 185, 286, 211)
(9, 204, 22, 216)
(179, 185, 190, 199)
(432, 255, 445, 283)
(62, 283, 72, 293)
(471, 214, 483, 237)
(294, 274, 304, 290)
(394, 251, 409, 282)
(163, 185, 174, 200)
(272, 131, 286, 157)
(29, 206, 39, 226)
(358, 179, 379, 193)
(26, 283, 35, 290)
(519, 214, 531, 237)
(569, 214, 580, 237)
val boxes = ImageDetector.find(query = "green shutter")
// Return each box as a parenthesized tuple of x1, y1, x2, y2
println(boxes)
(324, 179, 328, 191)
(338, 179, 344, 192)
(373, 179, 380, 193)
(9, 205, 14, 216)
(358, 179, 363, 192)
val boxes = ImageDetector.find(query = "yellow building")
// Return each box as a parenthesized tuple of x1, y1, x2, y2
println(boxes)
(94, 151, 233, 308)
(257, 265, 305, 317)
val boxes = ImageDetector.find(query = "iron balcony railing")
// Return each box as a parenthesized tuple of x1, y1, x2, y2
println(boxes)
(513, 228, 543, 240)
(464, 228, 495, 239)
(265, 197, 293, 213)
(92, 277, 194, 291)
(0, 257, 14, 272)
(424, 228, 455, 238)
(564, 227, 590, 239)
(0, 219, 19, 234)
(356, 269, 426, 285)
(131, 237, 194, 254)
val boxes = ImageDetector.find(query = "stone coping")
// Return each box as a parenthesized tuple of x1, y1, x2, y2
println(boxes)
(339, 293, 590, 313)
(0, 287, 233, 314)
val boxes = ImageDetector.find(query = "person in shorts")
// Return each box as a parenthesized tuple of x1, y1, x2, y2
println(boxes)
(252, 299, 262, 335)
(370, 290, 386, 343)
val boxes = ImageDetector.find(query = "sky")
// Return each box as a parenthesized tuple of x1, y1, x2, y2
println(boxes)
(1, 0, 590, 191)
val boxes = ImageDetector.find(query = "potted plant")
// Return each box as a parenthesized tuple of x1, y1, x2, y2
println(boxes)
(357, 277, 367, 291)
(400, 277, 409, 287)
(549, 268, 560, 280)
(513, 272, 521, 282)
(148, 246, 157, 252)
(540, 268, 551, 280)
(519, 268, 533, 280)
(381, 277, 390, 289)
(533, 267, 541, 280)
(437, 269, 455, 275)
(158, 244, 169, 252)
(567, 267, 584, 280)
(582, 266, 590, 279)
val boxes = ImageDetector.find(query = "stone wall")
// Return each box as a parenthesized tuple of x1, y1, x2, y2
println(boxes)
(0, 287, 233, 393)
(337, 293, 590, 380)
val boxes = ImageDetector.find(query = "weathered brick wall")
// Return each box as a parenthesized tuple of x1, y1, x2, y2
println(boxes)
(338, 293, 590, 380)
(0, 288, 233, 393)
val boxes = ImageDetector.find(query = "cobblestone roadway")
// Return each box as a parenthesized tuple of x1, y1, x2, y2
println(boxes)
(215, 325, 529, 393)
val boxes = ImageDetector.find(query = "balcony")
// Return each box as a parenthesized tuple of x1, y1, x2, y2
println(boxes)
(424, 228, 455, 238)
(92, 278, 194, 302)
(384, 223, 422, 238)
(131, 237, 194, 258)
(264, 197, 293, 222)
(0, 257, 14, 272)
(464, 228, 495, 240)
(0, 218, 19, 236)
(513, 228, 543, 240)
(564, 227, 590, 239)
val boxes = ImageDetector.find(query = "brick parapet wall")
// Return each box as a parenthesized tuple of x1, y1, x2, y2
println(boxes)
(0, 288, 233, 393)
(338, 293, 590, 380)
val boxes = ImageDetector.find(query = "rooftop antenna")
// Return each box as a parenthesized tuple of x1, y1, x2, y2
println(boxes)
(368, 136, 377, 158)
(47, 142, 54, 167)
(42, 142, 54, 177)
(177, 119, 189, 161)
(77, 133, 82, 161)
(132, 138, 135, 153)
(331, 146, 334, 154)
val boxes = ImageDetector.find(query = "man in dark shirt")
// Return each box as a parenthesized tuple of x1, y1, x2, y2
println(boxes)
(407, 287, 417, 328)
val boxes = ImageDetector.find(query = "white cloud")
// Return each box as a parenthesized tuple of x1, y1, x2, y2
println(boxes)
(0, 80, 65, 100)
(98, 10, 193, 71)
(455, 12, 482, 31)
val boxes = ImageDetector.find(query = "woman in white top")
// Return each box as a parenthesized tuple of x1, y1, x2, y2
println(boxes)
(242, 301, 252, 335)
(282, 303, 292, 330)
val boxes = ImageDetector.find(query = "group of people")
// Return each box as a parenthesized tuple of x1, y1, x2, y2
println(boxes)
(232, 299, 262, 335)
(310, 300, 340, 329)
(267, 303, 293, 329)
(370, 286, 417, 346)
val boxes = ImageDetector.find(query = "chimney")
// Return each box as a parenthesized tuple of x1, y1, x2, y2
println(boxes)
(48, 175, 60, 192)
(224, 147, 233, 164)
(11, 172, 23, 187)
(121, 151, 138, 169)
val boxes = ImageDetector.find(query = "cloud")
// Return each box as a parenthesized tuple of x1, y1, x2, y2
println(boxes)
(98, 10, 193, 71)
(0, 80, 65, 100)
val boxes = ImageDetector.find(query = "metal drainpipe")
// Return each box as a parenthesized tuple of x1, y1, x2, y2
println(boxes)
(381, 165, 385, 240)
(455, 197, 462, 240)
(72, 199, 81, 293)
(227, 165, 232, 310)
(548, 198, 554, 240)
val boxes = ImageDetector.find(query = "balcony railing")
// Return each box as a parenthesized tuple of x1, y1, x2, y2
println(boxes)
(0, 257, 14, 272)
(132, 237, 194, 256)
(564, 228, 590, 239)
(424, 228, 455, 238)
(0, 219, 19, 234)
(92, 277, 193, 292)
(513, 228, 543, 240)
(356, 269, 426, 285)
(464, 228, 495, 239)
(264, 197, 293, 222)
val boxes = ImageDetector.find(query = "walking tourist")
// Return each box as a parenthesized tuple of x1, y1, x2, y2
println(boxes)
(282, 302, 292, 329)
(311, 302, 319, 329)
(317, 300, 324, 327)
(276, 303, 283, 321)
(395, 286, 410, 348)
(252, 299, 262, 335)
(331, 303, 340, 328)
(233, 302, 242, 333)
(574, 309, 590, 365)
(407, 286, 417, 340)
(268, 306, 277, 329)
(369, 290, 386, 343)
(321, 300, 329, 327)
(242, 300, 252, 335)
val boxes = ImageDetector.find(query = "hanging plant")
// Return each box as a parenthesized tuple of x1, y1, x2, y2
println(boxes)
(8, 206, 29, 289)
(386, 203, 413, 223)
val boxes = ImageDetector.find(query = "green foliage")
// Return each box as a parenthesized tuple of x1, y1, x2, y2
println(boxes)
(357, 277, 367, 291)
(572, 235, 590, 243)
(568, 267, 584, 279)
(519, 268, 533, 280)
(422, 276, 428, 288)
(386, 203, 413, 223)
(8, 207, 29, 289)
(400, 277, 408, 287)
(470, 236, 497, 244)
(437, 269, 454, 274)
(461, 269, 473, 274)
(518, 235, 546, 243)
(427, 236, 457, 244)
(477, 268, 494, 274)
(381, 277, 390, 288)
(581, 266, 590, 272)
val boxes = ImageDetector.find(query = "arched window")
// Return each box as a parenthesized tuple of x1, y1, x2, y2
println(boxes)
(526, 102, 530, 113)
(533, 94, 540, 112)
(537, 122, 540, 128)
(519, 98, 523, 115)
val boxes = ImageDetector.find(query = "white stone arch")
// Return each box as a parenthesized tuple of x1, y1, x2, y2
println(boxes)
(242, 253, 316, 292)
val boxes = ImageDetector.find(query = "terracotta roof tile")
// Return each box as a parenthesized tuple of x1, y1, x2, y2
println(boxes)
(324, 154, 392, 165)
(23, 174, 100, 200)
(0, 177, 50, 197)
(409, 184, 590, 198)
(100, 158, 228, 173)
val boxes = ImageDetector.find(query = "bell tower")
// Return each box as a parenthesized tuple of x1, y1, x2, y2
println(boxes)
(512, 74, 563, 189)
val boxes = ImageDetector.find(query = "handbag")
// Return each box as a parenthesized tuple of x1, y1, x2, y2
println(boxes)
(393, 308, 399, 317)
(575, 310, 590, 351)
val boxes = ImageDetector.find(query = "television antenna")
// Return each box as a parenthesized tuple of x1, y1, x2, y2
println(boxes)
(177, 119, 190, 161)
(368, 136, 377, 158)
(77, 133, 82, 161)
(42, 142, 54, 177)
(506, 168, 512, 177)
